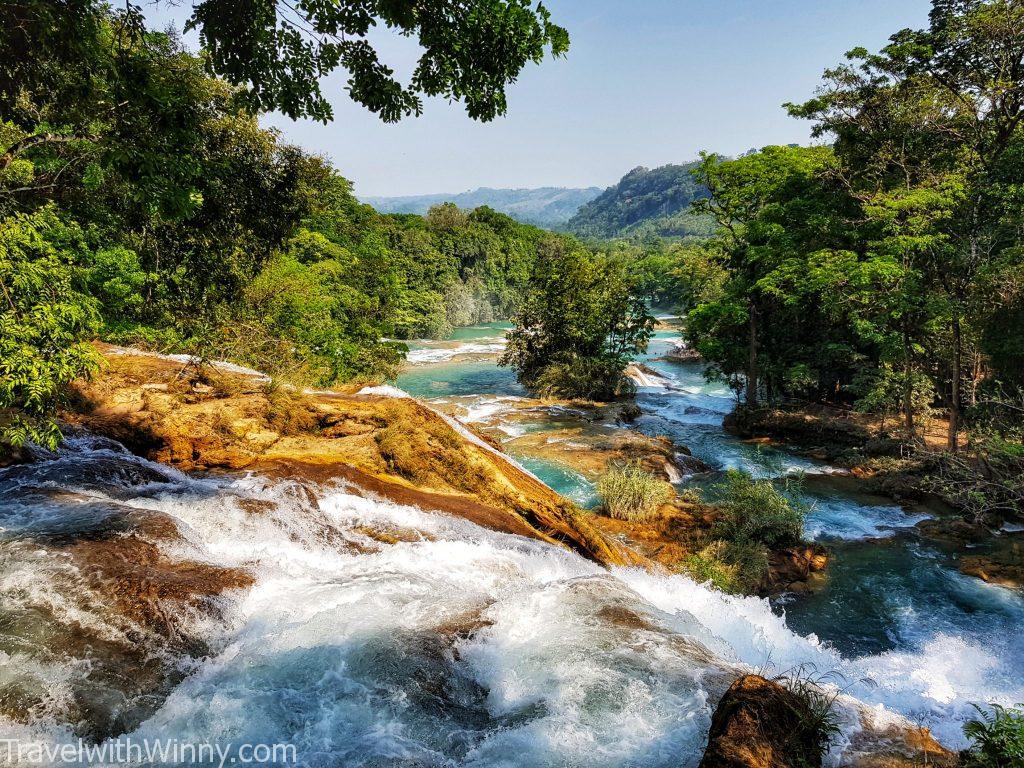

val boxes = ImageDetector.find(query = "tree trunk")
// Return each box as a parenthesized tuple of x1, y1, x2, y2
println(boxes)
(970, 352, 982, 407)
(903, 327, 915, 439)
(948, 313, 962, 453)
(746, 304, 759, 407)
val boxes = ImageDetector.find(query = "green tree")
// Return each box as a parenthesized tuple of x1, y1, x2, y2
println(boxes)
(185, 0, 569, 122)
(789, 0, 1024, 450)
(0, 208, 98, 451)
(689, 146, 860, 406)
(500, 238, 654, 401)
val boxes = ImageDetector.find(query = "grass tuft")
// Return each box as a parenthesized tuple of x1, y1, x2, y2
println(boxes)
(710, 469, 807, 548)
(771, 663, 846, 768)
(596, 462, 673, 521)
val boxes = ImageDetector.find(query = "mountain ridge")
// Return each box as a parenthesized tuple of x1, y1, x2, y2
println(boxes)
(362, 186, 603, 228)
(566, 162, 713, 240)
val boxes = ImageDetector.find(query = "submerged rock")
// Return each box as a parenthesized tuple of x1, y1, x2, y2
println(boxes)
(699, 674, 823, 768)
(431, 392, 708, 482)
(0, 488, 253, 741)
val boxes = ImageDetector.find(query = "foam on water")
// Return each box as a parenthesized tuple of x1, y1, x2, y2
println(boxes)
(3, 443, 1023, 764)
(406, 342, 507, 365)
(804, 498, 931, 541)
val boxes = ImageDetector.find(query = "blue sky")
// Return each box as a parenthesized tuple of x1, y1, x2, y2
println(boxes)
(146, 0, 932, 197)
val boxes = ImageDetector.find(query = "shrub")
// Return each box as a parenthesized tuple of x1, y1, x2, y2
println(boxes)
(724, 538, 770, 590)
(678, 487, 704, 505)
(683, 539, 769, 594)
(0, 209, 99, 452)
(684, 470, 808, 595)
(710, 469, 807, 549)
(597, 462, 673, 521)
(530, 357, 636, 402)
(227, 251, 405, 386)
(85, 245, 153, 323)
(962, 703, 1024, 768)
(683, 541, 742, 593)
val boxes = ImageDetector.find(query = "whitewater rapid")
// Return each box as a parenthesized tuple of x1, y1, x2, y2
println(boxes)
(3, 439, 1023, 766)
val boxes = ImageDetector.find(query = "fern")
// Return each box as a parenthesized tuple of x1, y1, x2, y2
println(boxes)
(963, 703, 1024, 768)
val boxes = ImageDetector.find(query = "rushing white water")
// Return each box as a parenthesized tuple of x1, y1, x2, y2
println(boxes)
(406, 341, 507, 365)
(4, 328, 1023, 762)
(391, 331, 1024, 755)
(3, 440, 1023, 767)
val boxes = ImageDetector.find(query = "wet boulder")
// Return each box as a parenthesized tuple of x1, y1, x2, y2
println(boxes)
(699, 674, 823, 768)
(765, 545, 829, 594)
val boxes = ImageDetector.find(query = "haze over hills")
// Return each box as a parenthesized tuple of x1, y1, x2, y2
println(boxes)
(362, 186, 603, 229)
(566, 162, 713, 240)
(363, 163, 714, 240)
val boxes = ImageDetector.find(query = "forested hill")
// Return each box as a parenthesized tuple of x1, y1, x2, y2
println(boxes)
(567, 163, 713, 240)
(363, 187, 602, 228)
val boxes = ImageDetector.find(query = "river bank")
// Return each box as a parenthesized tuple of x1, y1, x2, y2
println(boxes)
(722, 404, 1024, 590)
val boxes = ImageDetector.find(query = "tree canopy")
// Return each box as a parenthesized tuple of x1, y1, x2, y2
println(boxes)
(500, 240, 655, 401)
(172, 0, 567, 122)
(673, 0, 1024, 458)
(0, 0, 579, 452)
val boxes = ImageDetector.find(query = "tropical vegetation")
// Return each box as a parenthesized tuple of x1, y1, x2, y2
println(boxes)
(499, 241, 655, 400)
(595, 462, 673, 521)
(684, 470, 809, 594)
(962, 703, 1024, 768)
(665, 0, 1024, 517)
(0, 0, 583, 452)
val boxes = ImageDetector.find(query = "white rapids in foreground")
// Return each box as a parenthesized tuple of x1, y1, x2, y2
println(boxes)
(3, 439, 1021, 767)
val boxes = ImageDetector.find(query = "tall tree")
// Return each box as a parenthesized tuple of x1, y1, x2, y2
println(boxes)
(690, 146, 856, 407)
(500, 238, 654, 401)
(789, 0, 1024, 450)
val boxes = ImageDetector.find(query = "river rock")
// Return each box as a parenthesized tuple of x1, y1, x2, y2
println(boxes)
(766, 545, 829, 594)
(698, 674, 822, 768)
(960, 538, 1024, 589)
(664, 340, 702, 363)
(66, 343, 643, 569)
(916, 517, 992, 545)
(844, 722, 958, 768)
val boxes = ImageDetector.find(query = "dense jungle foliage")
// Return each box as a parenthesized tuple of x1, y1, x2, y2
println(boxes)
(567, 163, 715, 241)
(665, 1, 1024, 462)
(0, 0, 607, 448)
(499, 239, 655, 401)
(645, 0, 1024, 522)
(4, 0, 1023, 483)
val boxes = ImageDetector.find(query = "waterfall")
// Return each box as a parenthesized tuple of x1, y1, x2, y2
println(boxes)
(2, 438, 1023, 765)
